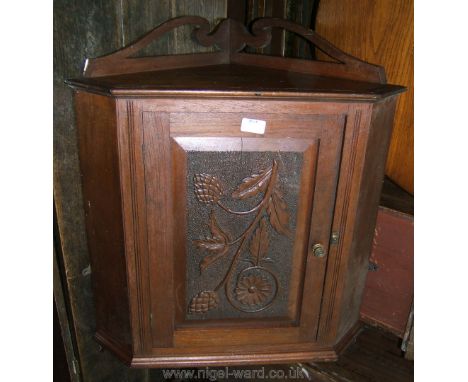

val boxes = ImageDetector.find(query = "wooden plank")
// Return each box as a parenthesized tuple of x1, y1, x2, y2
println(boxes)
(121, 0, 173, 56)
(315, 0, 414, 193)
(247, 0, 286, 55)
(270, 0, 287, 56)
(53, 0, 149, 380)
(53, 209, 81, 382)
(276, 0, 319, 59)
(173, 0, 227, 54)
(227, 0, 247, 23)
(307, 325, 413, 382)
(121, 1, 226, 57)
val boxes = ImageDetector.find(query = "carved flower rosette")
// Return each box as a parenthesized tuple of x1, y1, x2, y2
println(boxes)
(189, 160, 291, 314)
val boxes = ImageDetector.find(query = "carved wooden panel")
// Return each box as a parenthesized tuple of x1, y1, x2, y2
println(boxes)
(185, 150, 304, 319)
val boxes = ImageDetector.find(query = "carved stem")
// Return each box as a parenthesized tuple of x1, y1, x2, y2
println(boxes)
(217, 200, 263, 215)
(214, 160, 278, 293)
(227, 236, 243, 246)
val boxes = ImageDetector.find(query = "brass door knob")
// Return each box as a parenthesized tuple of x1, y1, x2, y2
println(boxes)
(312, 243, 326, 258)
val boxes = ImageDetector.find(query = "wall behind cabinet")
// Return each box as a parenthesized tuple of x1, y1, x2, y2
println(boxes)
(314, 0, 414, 193)
(53, 2, 226, 381)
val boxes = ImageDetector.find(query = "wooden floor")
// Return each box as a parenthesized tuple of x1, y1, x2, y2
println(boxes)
(304, 325, 413, 381)
(150, 324, 414, 381)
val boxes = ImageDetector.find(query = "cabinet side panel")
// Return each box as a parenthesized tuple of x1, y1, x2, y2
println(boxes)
(336, 97, 398, 340)
(75, 92, 131, 348)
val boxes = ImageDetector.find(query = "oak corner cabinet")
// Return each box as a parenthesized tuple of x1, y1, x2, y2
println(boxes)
(66, 17, 405, 368)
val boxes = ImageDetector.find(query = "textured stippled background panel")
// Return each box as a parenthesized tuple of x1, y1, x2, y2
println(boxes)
(185, 151, 303, 320)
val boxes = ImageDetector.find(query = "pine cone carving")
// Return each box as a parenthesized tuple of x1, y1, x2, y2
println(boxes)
(194, 174, 223, 204)
(189, 291, 219, 313)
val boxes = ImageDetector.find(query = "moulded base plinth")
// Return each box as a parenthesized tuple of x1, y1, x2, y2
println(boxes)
(95, 322, 362, 368)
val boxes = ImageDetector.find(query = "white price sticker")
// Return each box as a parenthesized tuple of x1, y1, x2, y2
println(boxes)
(240, 118, 266, 135)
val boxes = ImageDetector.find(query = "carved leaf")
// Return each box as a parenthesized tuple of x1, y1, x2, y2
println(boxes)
(194, 174, 223, 204)
(189, 290, 219, 313)
(194, 212, 230, 272)
(195, 238, 227, 254)
(199, 250, 229, 273)
(231, 166, 273, 200)
(267, 188, 292, 237)
(249, 218, 269, 265)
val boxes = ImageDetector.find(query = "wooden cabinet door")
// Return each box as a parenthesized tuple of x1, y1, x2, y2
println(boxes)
(133, 104, 345, 349)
